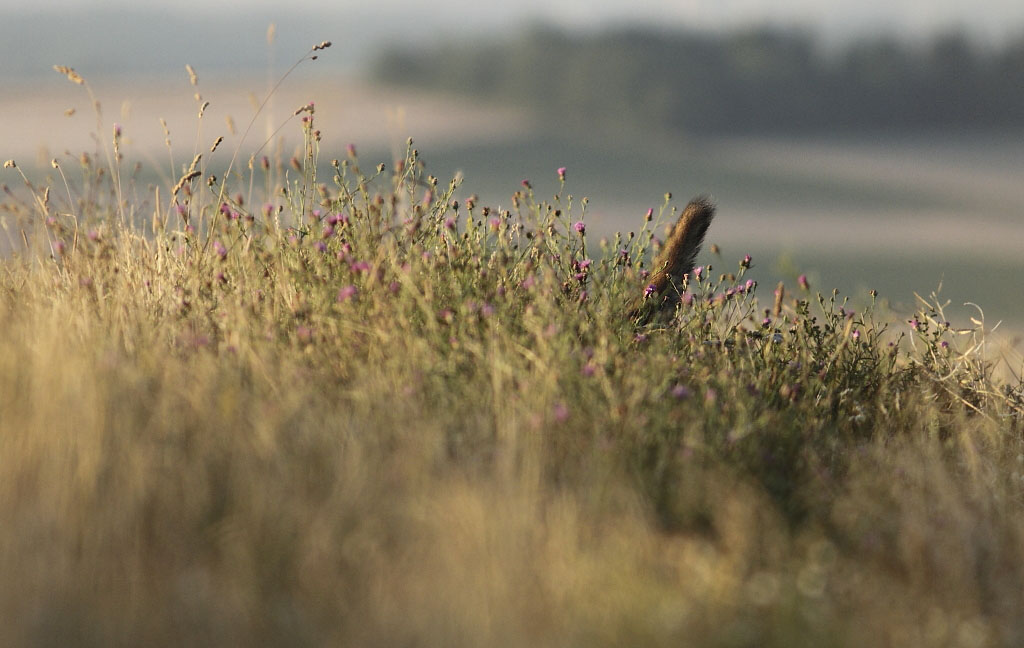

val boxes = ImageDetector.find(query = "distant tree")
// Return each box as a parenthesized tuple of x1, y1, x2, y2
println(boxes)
(372, 25, 1024, 135)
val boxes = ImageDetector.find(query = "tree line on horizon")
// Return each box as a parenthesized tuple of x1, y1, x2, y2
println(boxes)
(372, 25, 1024, 135)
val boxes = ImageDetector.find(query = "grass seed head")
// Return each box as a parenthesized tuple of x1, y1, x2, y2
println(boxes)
(53, 65, 84, 84)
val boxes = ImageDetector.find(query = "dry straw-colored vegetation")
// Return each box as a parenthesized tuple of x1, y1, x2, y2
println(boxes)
(1, 46, 1024, 647)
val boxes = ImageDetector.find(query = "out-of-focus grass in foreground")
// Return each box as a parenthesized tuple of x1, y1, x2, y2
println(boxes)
(1, 57, 1024, 647)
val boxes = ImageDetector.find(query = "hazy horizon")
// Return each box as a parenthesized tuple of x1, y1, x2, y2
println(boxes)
(3, 1, 1024, 84)
(5, 0, 1024, 43)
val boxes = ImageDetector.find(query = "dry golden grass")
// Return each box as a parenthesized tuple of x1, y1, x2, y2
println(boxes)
(1, 51, 1023, 647)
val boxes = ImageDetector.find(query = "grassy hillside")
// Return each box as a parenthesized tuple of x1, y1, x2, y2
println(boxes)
(2, 59, 1024, 647)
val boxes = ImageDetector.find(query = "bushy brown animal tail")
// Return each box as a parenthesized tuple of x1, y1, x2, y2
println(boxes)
(630, 196, 716, 320)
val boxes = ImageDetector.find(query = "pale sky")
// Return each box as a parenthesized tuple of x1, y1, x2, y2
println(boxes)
(4, 0, 1023, 84)
(6, 0, 1024, 44)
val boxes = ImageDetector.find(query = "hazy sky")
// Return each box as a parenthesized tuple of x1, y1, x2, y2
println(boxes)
(4, 0, 1023, 84)
(6, 0, 1024, 44)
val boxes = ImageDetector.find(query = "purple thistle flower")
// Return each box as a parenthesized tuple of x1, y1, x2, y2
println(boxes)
(682, 293, 694, 306)
(573, 221, 586, 235)
(798, 274, 809, 290)
(581, 363, 596, 377)
(644, 283, 657, 298)
(314, 241, 327, 253)
(350, 261, 371, 273)
(741, 254, 752, 268)
(54, 240, 66, 255)
(634, 333, 649, 344)
(745, 279, 755, 293)
(909, 318, 920, 330)
(444, 217, 456, 230)
(557, 166, 567, 180)
(578, 259, 592, 270)
(693, 266, 703, 280)
(521, 179, 531, 189)
(940, 340, 949, 349)
(552, 402, 569, 423)
(322, 225, 335, 239)
(213, 240, 227, 259)
(671, 384, 692, 400)
(489, 217, 501, 231)
(337, 285, 358, 302)
(346, 143, 357, 157)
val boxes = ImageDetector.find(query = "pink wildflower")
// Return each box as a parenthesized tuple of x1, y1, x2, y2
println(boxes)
(337, 285, 358, 302)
